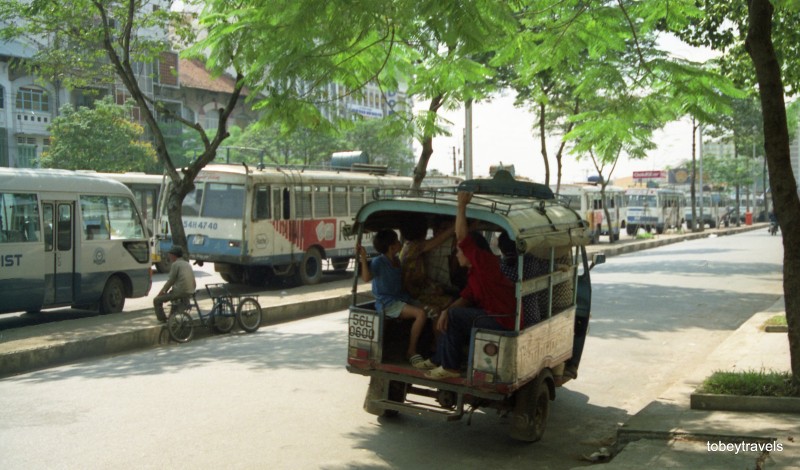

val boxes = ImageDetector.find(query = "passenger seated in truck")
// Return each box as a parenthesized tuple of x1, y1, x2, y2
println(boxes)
(423, 217, 464, 296)
(423, 191, 517, 380)
(356, 229, 432, 369)
(497, 231, 549, 326)
(399, 218, 457, 317)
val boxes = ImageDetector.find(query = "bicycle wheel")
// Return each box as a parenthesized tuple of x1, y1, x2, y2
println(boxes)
(167, 311, 194, 343)
(210, 298, 236, 334)
(236, 297, 262, 333)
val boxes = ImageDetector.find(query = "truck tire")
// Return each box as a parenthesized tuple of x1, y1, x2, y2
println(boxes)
(510, 370, 553, 442)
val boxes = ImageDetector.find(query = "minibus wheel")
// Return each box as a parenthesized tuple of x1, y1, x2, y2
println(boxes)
(99, 276, 125, 314)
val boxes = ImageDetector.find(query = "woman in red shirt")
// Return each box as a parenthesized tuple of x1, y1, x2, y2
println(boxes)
(424, 191, 516, 380)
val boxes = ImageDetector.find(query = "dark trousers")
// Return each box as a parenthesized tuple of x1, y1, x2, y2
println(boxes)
(153, 292, 191, 322)
(435, 307, 505, 370)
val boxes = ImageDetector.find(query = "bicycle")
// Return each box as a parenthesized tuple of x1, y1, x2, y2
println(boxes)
(166, 283, 263, 343)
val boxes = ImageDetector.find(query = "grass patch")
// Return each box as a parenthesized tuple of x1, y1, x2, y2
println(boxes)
(698, 370, 800, 397)
(635, 231, 654, 240)
(764, 315, 787, 327)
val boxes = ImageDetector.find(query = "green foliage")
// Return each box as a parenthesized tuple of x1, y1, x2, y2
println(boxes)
(672, 1, 800, 95)
(42, 97, 157, 172)
(191, 0, 517, 140)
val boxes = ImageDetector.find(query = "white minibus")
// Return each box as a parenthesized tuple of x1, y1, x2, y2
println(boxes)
(0, 168, 152, 314)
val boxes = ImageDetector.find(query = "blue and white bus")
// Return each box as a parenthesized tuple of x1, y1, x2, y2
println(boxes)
(0, 168, 152, 314)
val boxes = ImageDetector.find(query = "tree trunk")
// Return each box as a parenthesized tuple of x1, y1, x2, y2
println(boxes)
(412, 94, 444, 189)
(746, 0, 800, 381)
(539, 102, 550, 186)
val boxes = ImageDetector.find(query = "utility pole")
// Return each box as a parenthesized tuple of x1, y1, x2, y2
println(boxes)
(464, 100, 473, 179)
(699, 125, 704, 231)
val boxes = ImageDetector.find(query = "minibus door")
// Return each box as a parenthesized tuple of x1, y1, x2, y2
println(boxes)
(42, 202, 74, 305)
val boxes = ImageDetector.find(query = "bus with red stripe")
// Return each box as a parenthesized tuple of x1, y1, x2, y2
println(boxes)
(158, 163, 411, 286)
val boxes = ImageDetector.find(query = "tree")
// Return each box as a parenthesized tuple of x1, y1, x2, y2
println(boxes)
(0, 0, 244, 256)
(193, 0, 519, 188)
(669, 0, 800, 382)
(42, 97, 157, 172)
(342, 118, 416, 175)
(745, 0, 800, 382)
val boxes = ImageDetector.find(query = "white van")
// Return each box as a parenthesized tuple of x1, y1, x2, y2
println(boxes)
(0, 168, 152, 314)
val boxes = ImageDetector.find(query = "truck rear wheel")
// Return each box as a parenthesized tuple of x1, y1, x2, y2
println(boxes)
(364, 377, 405, 417)
(510, 370, 553, 442)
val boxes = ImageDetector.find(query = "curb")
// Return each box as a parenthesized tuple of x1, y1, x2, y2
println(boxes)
(0, 287, 362, 379)
(690, 393, 800, 414)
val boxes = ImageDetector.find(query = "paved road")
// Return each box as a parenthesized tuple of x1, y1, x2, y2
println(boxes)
(0, 229, 783, 469)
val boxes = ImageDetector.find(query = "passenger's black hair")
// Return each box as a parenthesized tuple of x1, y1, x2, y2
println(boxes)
(399, 220, 427, 242)
(373, 229, 399, 254)
(497, 231, 516, 257)
(468, 230, 492, 253)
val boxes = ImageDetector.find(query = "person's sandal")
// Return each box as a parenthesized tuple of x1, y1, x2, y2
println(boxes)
(423, 305, 438, 319)
(425, 366, 460, 380)
(409, 354, 426, 368)
(413, 358, 437, 370)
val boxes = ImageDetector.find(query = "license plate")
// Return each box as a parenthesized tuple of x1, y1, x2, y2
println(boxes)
(192, 235, 204, 245)
(349, 312, 376, 341)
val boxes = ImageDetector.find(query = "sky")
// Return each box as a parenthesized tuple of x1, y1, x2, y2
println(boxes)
(413, 34, 719, 185)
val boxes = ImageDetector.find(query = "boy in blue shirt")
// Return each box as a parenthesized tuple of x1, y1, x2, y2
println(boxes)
(357, 229, 431, 368)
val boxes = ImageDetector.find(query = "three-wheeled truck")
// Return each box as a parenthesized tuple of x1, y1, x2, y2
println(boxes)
(345, 171, 603, 442)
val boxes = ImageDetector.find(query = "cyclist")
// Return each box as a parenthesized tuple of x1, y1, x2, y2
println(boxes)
(153, 246, 196, 322)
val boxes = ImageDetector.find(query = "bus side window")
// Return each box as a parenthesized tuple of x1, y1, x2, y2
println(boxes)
(254, 185, 270, 220)
(57, 203, 72, 251)
(333, 186, 348, 217)
(43, 203, 54, 251)
(350, 186, 364, 215)
(283, 188, 291, 220)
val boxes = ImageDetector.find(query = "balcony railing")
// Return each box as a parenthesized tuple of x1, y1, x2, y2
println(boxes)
(14, 111, 52, 136)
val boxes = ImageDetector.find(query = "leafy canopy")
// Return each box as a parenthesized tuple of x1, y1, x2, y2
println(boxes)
(42, 97, 157, 172)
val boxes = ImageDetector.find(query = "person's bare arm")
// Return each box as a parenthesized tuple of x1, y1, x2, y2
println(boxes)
(357, 244, 373, 282)
(420, 225, 455, 253)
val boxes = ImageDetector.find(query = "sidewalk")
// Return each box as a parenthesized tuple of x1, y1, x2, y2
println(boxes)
(584, 296, 800, 470)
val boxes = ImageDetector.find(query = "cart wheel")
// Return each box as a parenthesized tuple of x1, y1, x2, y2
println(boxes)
(236, 297, 262, 333)
(210, 298, 236, 334)
(167, 311, 194, 343)
(509, 370, 553, 442)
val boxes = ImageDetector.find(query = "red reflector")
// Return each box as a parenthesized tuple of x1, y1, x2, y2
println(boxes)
(355, 348, 369, 359)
